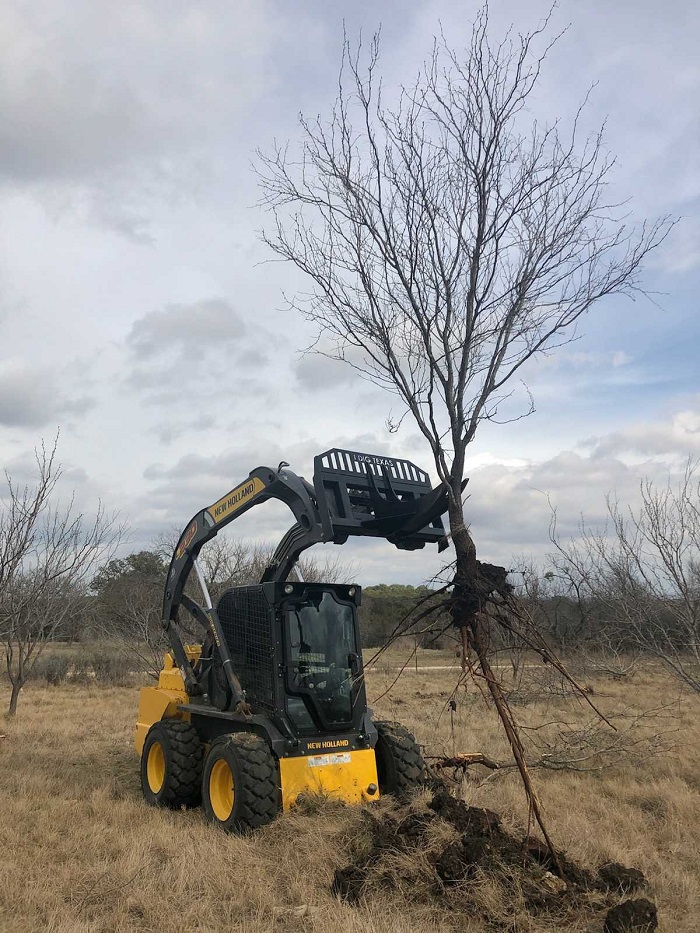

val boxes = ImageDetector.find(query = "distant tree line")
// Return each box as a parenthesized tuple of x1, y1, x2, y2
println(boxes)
(359, 584, 450, 650)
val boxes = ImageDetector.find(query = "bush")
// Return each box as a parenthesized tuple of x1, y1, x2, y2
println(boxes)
(69, 652, 93, 684)
(31, 656, 71, 686)
(27, 650, 135, 687)
(90, 653, 133, 686)
(67, 650, 134, 686)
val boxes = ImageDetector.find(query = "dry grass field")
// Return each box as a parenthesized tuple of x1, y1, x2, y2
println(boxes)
(1, 652, 699, 932)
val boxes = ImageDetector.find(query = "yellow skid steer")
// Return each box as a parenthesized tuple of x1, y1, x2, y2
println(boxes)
(135, 448, 448, 831)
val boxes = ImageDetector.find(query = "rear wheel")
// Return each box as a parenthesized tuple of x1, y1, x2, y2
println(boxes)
(141, 719, 203, 808)
(374, 720, 426, 799)
(202, 732, 280, 832)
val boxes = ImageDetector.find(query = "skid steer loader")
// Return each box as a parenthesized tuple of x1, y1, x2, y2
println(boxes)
(135, 448, 449, 831)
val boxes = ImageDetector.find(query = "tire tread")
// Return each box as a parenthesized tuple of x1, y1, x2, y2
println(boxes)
(204, 732, 280, 832)
(142, 718, 203, 808)
(374, 720, 426, 798)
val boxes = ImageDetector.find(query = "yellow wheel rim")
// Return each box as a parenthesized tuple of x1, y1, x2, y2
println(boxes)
(147, 741, 166, 793)
(209, 758, 235, 822)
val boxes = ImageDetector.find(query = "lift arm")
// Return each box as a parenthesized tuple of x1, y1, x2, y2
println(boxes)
(161, 449, 450, 695)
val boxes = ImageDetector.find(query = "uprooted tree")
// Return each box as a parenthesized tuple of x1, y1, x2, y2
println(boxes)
(0, 438, 123, 715)
(258, 7, 671, 847)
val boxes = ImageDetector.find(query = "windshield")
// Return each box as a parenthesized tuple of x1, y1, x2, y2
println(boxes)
(285, 591, 357, 729)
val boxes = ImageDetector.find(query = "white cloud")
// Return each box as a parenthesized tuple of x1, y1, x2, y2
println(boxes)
(295, 353, 356, 390)
(611, 351, 632, 367)
(122, 299, 276, 416)
(584, 404, 700, 461)
(0, 360, 94, 428)
(126, 299, 251, 361)
(0, 1, 274, 185)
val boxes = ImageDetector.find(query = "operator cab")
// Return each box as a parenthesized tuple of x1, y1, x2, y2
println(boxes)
(207, 582, 367, 738)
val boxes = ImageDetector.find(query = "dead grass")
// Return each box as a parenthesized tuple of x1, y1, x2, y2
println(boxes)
(1, 660, 699, 932)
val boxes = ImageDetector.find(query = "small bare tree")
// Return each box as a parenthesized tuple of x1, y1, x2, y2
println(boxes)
(201, 539, 357, 591)
(258, 7, 670, 850)
(155, 531, 358, 595)
(549, 461, 700, 692)
(135, 532, 358, 675)
(0, 439, 123, 715)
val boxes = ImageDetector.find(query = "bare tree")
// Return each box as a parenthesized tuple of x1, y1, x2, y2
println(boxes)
(122, 532, 359, 675)
(515, 553, 606, 655)
(258, 7, 670, 852)
(202, 538, 356, 592)
(258, 9, 668, 622)
(0, 439, 123, 715)
(549, 461, 700, 692)
(155, 530, 358, 595)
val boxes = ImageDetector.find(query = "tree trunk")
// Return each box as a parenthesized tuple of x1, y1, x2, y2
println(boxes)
(448, 495, 480, 631)
(7, 679, 21, 717)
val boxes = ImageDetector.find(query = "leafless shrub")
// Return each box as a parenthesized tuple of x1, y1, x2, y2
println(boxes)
(545, 460, 700, 693)
(0, 437, 124, 715)
(519, 700, 682, 773)
(30, 655, 71, 686)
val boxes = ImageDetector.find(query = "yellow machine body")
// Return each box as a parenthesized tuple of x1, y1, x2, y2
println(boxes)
(136, 647, 380, 810)
(134, 648, 199, 755)
(279, 748, 379, 810)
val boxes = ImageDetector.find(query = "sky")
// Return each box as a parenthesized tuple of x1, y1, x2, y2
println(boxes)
(1, 0, 698, 586)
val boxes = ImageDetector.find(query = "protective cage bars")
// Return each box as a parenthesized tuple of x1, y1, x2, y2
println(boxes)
(217, 587, 276, 712)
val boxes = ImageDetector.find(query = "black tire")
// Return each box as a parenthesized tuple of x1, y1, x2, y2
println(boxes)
(202, 732, 280, 833)
(140, 718, 203, 808)
(374, 720, 426, 799)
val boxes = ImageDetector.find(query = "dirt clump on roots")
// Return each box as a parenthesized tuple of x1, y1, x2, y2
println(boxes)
(332, 791, 657, 932)
(603, 898, 658, 933)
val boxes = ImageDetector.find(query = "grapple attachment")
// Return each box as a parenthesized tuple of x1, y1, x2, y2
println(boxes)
(313, 448, 447, 550)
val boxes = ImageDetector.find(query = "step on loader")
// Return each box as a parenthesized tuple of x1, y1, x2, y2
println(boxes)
(135, 448, 449, 831)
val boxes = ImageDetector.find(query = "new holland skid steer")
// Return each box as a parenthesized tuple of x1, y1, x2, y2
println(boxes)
(135, 448, 449, 831)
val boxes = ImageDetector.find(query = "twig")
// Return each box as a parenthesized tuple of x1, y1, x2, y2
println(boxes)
(73, 866, 145, 913)
(426, 752, 501, 771)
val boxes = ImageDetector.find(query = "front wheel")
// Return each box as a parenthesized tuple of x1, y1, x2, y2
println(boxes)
(202, 732, 280, 832)
(374, 720, 426, 799)
(140, 719, 203, 808)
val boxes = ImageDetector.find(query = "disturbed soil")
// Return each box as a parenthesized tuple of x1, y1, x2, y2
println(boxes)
(334, 790, 657, 932)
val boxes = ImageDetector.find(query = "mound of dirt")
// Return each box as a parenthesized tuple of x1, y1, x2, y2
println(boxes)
(604, 899, 658, 933)
(333, 791, 657, 932)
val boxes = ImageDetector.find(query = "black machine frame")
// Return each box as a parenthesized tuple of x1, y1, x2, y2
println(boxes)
(162, 449, 449, 742)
